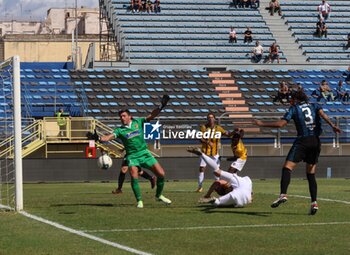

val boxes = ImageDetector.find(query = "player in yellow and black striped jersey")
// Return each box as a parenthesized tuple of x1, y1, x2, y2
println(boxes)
(227, 129, 247, 173)
(196, 113, 231, 192)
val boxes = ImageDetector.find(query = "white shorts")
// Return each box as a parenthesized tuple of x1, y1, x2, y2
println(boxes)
(230, 158, 246, 171)
(199, 154, 220, 168)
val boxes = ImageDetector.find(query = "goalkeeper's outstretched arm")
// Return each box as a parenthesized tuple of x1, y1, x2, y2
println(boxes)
(146, 95, 170, 121)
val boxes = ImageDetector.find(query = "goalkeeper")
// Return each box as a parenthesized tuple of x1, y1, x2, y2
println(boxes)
(87, 95, 171, 208)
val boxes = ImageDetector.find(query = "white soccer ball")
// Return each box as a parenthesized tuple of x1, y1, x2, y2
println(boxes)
(97, 154, 113, 170)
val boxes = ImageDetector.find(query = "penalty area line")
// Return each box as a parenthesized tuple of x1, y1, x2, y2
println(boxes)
(19, 210, 153, 255)
(84, 221, 350, 233)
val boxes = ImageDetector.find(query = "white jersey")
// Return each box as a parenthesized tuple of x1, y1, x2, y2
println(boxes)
(219, 172, 253, 207)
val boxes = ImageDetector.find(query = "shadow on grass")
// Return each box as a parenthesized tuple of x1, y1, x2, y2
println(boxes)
(198, 205, 272, 217)
(50, 203, 129, 207)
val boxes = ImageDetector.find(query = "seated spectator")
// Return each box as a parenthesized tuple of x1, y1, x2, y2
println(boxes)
(345, 33, 350, 49)
(130, 0, 137, 12)
(154, 0, 161, 13)
(318, 80, 335, 101)
(268, 42, 280, 63)
(315, 18, 327, 38)
(229, 27, 237, 43)
(252, 41, 263, 63)
(251, 0, 260, 8)
(273, 81, 290, 103)
(269, 0, 281, 16)
(318, 0, 331, 20)
(335, 81, 349, 102)
(232, 0, 240, 8)
(146, 0, 153, 13)
(240, 0, 250, 8)
(346, 66, 350, 82)
(137, 0, 144, 13)
(244, 27, 253, 44)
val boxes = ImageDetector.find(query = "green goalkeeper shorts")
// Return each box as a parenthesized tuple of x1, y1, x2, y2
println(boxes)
(126, 150, 158, 169)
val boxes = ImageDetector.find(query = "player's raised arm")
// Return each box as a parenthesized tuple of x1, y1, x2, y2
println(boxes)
(253, 119, 288, 128)
(318, 109, 341, 133)
(146, 95, 170, 121)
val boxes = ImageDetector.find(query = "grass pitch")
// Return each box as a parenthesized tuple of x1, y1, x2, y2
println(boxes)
(1, 179, 350, 255)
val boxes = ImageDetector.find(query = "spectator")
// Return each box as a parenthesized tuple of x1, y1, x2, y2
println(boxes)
(269, 0, 281, 16)
(252, 41, 264, 63)
(244, 27, 253, 44)
(240, 0, 250, 8)
(154, 0, 161, 13)
(268, 42, 280, 63)
(137, 0, 144, 13)
(273, 81, 290, 103)
(232, 0, 240, 8)
(229, 27, 237, 43)
(346, 66, 350, 82)
(251, 0, 260, 8)
(318, 80, 335, 101)
(130, 0, 136, 13)
(316, 18, 327, 38)
(345, 33, 350, 49)
(146, 0, 153, 13)
(317, 0, 331, 20)
(335, 81, 349, 102)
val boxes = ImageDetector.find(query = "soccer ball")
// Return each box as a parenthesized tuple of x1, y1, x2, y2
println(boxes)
(97, 154, 113, 170)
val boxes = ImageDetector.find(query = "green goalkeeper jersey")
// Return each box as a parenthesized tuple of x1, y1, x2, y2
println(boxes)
(113, 118, 148, 156)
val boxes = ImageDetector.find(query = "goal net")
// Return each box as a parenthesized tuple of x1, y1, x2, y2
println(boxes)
(0, 56, 23, 211)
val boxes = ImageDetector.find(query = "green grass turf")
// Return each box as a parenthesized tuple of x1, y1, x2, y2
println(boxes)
(1, 179, 350, 255)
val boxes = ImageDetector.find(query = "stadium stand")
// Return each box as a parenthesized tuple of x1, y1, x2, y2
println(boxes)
(102, 0, 286, 64)
(281, 0, 350, 62)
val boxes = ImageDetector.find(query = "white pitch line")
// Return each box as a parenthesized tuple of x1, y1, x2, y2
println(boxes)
(287, 194, 350, 205)
(83, 221, 350, 233)
(19, 211, 153, 255)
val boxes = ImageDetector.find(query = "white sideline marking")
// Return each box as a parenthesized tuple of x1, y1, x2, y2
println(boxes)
(19, 211, 153, 255)
(287, 194, 350, 205)
(84, 221, 350, 233)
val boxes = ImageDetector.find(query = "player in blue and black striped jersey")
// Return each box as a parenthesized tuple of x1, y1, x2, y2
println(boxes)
(253, 89, 341, 215)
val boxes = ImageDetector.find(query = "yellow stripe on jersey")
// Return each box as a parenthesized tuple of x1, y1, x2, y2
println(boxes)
(231, 139, 247, 160)
(200, 124, 226, 156)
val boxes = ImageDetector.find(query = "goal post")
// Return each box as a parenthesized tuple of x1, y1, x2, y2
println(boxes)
(0, 55, 23, 211)
(13, 56, 23, 211)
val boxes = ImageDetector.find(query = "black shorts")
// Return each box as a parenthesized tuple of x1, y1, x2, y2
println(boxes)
(286, 136, 321, 164)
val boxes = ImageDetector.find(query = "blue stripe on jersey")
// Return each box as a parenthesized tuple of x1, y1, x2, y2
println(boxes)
(282, 103, 322, 137)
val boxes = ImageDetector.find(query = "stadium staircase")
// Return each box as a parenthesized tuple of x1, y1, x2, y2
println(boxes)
(0, 118, 127, 159)
(259, 0, 307, 64)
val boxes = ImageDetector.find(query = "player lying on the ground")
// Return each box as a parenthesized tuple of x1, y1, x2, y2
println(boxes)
(187, 147, 253, 208)
(112, 157, 156, 195)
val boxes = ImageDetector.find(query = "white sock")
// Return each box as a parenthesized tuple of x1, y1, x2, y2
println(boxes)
(200, 154, 220, 172)
(198, 172, 204, 188)
(215, 193, 234, 206)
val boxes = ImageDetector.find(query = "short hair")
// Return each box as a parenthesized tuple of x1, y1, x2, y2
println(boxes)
(207, 112, 216, 119)
(118, 109, 131, 116)
(291, 89, 309, 103)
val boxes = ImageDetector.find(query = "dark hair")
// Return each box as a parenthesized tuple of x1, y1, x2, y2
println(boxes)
(291, 89, 308, 103)
(207, 112, 216, 119)
(118, 109, 131, 116)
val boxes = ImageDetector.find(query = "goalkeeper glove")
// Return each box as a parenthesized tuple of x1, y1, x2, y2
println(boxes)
(158, 94, 170, 111)
(86, 129, 100, 142)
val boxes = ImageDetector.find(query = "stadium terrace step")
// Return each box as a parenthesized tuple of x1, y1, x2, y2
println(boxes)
(215, 87, 238, 91)
(225, 107, 249, 112)
(209, 73, 232, 78)
(229, 114, 253, 118)
(212, 80, 235, 85)
(218, 93, 242, 98)
(222, 100, 246, 105)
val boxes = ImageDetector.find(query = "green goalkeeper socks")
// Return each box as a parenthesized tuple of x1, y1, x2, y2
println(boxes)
(156, 177, 165, 198)
(131, 178, 142, 202)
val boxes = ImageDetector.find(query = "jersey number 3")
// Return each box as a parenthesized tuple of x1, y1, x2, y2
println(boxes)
(301, 107, 314, 125)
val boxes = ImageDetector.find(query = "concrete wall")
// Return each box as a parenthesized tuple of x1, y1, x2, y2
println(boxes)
(18, 156, 350, 182)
